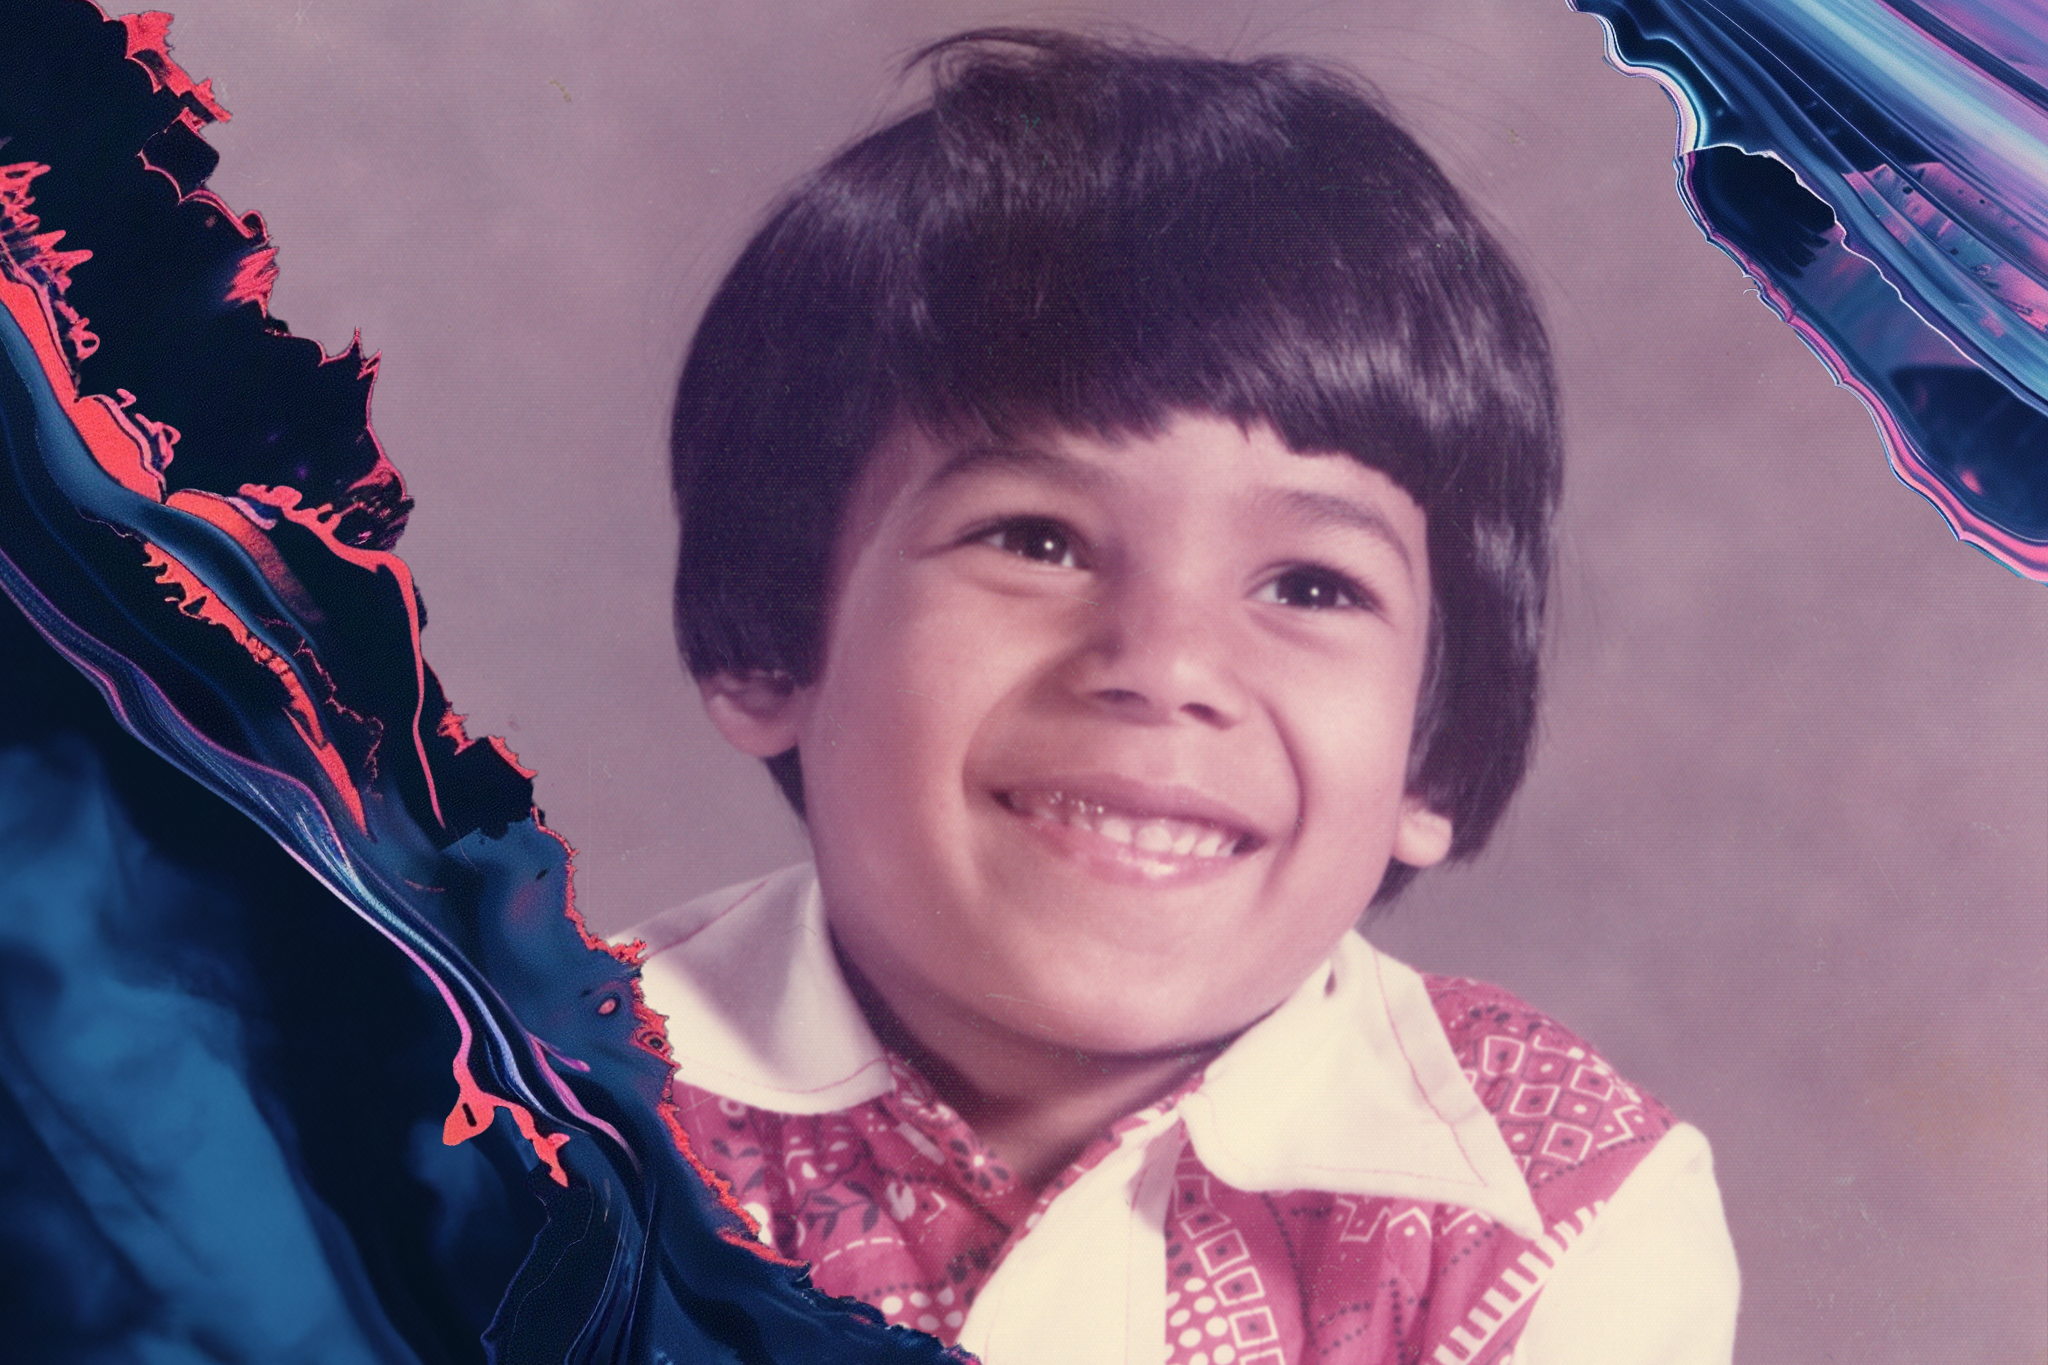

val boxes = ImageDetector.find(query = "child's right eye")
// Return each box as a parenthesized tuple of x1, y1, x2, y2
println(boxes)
(977, 518, 1083, 568)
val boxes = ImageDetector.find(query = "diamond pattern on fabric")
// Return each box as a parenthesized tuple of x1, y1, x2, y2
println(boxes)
(669, 974, 1676, 1363)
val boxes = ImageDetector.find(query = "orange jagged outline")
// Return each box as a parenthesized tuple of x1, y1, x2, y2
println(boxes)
(0, 269, 370, 832)
(139, 544, 369, 834)
(118, 11, 231, 123)
(1, 162, 102, 364)
(0, 81, 584, 1192)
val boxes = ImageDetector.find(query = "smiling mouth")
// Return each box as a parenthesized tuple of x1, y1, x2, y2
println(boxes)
(997, 789, 1260, 863)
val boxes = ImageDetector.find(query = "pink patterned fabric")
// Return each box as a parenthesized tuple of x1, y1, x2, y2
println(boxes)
(671, 976, 1675, 1365)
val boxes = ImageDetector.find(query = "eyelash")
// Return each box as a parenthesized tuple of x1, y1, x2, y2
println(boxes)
(972, 517, 1377, 613)
(974, 517, 1086, 569)
(1255, 565, 1375, 612)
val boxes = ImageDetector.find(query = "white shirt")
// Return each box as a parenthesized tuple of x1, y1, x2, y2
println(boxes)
(628, 864, 1739, 1364)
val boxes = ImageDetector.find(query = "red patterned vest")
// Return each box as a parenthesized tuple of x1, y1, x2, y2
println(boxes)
(670, 975, 1675, 1365)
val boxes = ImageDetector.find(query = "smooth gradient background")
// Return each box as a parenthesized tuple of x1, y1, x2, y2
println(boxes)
(143, 1, 2045, 1359)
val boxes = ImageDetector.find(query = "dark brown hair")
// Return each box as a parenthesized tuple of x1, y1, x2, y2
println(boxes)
(670, 30, 1562, 900)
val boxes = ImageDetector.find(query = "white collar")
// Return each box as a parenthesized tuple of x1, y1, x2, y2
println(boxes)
(628, 862, 1542, 1239)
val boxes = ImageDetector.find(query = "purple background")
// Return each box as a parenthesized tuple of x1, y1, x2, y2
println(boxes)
(145, 1, 2045, 1359)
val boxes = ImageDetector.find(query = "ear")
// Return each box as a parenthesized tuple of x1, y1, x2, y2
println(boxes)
(1391, 797, 1454, 869)
(698, 670, 808, 758)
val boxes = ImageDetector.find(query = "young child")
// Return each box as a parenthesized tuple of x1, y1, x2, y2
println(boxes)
(630, 30, 1738, 1365)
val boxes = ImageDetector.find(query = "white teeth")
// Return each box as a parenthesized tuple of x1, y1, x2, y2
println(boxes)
(1008, 790, 1248, 860)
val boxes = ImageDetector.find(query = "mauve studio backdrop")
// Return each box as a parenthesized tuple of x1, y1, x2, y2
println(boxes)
(148, 2, 2043, 1361)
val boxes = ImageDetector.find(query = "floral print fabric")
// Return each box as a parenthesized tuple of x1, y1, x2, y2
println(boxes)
(671, 976, 1675, 1365)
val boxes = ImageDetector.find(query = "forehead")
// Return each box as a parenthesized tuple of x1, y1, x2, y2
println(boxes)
(856, 413, 1417, 509)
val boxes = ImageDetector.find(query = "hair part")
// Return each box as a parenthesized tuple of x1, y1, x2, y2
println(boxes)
(672, 29, 1562, 904)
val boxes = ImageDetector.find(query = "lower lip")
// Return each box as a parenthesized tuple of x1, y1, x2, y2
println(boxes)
(996, 797, 1254, 888)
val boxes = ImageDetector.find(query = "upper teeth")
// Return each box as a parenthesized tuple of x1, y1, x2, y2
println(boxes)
(1008, 791, 1245, 858)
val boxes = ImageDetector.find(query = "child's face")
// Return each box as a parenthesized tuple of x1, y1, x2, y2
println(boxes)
(705, 412, 1450, 1058)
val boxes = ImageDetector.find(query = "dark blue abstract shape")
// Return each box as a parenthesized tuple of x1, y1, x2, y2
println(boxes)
(1576, 0, 2048, 577)
(0, 3, 966, 1361)
(0, 602, 543, 1362)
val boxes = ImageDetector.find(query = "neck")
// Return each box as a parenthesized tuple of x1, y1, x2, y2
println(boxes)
(836, 944, 1228, 1192)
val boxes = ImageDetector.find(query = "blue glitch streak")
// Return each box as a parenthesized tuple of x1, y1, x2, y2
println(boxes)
(1578, 0, 2048, 575)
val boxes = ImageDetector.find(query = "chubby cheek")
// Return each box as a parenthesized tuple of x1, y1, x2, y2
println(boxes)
(796, 576, 1018, 938)
(1261, 667, 1426, 910)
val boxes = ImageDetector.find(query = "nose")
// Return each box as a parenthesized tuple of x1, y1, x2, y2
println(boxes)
(1068, 574, 1249, 727)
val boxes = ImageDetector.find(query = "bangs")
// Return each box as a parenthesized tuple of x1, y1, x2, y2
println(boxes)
(816, 41, 1555, 511)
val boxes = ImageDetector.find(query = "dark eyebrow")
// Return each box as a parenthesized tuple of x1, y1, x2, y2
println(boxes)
(916, 441, 1116, 499)
(1253, 486, 1417, 576)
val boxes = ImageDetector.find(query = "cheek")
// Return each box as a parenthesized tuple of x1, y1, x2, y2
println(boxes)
(849, 575, 1062, 730)
(1281, 659, 1424, 803)
(800, 581, 1024, 825)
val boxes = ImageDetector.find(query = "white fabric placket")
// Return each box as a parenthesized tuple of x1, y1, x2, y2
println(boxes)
(955, 1111, 1188, 1365)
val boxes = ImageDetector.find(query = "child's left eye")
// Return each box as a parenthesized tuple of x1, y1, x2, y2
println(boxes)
(1256, 566, 1368, 611)
(977, 517, 1083, 568)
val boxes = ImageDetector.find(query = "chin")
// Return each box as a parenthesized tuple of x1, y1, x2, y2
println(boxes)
(989, 974, 1259, 1060)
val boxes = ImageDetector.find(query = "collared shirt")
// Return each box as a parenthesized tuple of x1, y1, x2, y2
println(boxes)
(629, 864, 1738, 1365)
